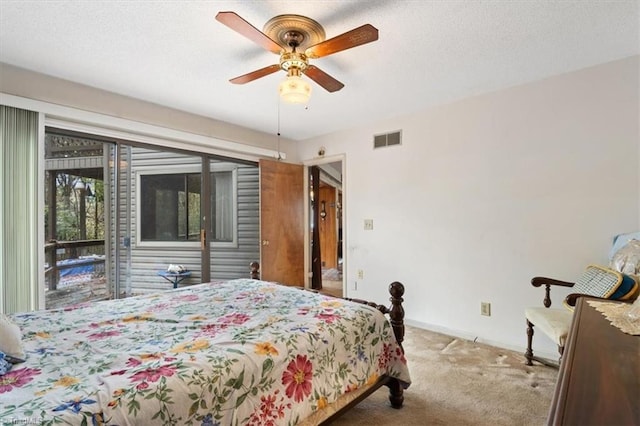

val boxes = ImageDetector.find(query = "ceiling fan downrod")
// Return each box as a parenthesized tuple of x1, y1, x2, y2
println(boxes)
(280, 31, 309, 74)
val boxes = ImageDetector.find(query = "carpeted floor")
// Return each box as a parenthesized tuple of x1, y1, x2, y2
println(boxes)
(330, 325, 558, 425)
(321, 280, 343, 298)
(320, 268, 343, 298)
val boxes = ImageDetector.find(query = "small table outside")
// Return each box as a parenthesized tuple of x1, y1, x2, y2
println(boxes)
(157, 270, 192, 289)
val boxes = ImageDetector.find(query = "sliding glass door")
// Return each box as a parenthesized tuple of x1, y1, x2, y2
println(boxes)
(44, 128, 259, 309)
(127, 146, 204, 293)
(43, 131, 110, 309)
(115, 149, 259, 291)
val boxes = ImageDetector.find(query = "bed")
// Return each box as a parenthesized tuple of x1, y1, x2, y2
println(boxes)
(0, 278, 411, 425)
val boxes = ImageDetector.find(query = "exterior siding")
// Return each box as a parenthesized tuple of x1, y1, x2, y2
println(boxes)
(114, 146, 259, 294)
(210, 165, 259, 280)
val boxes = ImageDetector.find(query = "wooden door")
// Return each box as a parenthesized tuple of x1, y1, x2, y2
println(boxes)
(259, 159, 304, 286)
(318, 185, 338, 269)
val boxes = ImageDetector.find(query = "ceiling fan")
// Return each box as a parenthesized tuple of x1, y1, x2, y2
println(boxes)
(215, 11, 379, 101)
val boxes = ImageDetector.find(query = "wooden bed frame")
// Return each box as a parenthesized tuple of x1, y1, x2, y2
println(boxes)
(249, 262, 406, 422)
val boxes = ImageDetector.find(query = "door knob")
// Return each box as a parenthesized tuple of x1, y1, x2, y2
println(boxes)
(262, 240, 270, 246)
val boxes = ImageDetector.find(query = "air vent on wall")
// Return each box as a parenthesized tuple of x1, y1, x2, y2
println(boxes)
(373, 130, 402, 149)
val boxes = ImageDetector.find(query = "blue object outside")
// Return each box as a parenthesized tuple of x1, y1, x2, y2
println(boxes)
(58, 258, 96, 277)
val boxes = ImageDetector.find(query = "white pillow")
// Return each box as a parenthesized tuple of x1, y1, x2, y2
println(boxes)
(0, 314, 26, 362)
(610, 239, 640, 275)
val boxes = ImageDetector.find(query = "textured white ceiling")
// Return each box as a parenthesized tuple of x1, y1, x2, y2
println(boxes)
(0, 1, 638, 141)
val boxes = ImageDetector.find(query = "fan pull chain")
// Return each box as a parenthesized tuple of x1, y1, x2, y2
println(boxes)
(276, 98, 282, 160)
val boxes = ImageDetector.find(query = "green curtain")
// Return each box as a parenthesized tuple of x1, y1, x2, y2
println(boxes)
(0, 105, 39, 314)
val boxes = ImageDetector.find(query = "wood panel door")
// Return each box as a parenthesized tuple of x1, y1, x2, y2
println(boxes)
(259, 159, 304, 286)
(318, 185, 338, 269)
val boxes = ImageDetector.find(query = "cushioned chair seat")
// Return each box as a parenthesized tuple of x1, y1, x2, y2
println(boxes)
(525, 307, 572, 347)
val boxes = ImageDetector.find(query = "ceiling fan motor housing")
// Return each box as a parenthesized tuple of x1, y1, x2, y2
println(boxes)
(280, 51, 308, 72)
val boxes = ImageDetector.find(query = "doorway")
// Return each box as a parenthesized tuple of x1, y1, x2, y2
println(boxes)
(306, 156, 345, 298)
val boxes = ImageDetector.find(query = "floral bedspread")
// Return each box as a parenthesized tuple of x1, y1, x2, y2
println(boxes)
(1, 279, 410, 425)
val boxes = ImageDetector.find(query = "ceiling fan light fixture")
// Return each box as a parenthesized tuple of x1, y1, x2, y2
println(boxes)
(279, 72, 311, 104)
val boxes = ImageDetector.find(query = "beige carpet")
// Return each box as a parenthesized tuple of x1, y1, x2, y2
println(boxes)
(321, 280, 343, 298)
(331, 326, 558, 425)
(321, 268, 343, 298)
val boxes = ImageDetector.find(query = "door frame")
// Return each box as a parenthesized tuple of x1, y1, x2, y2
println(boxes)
(200, 157, 211, 283)
(302, 154, 346, 293)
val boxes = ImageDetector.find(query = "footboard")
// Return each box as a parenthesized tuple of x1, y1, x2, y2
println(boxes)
(342, 282, 406, 411)
(248, 262, 407, 415)
(344, 282, 405, 353)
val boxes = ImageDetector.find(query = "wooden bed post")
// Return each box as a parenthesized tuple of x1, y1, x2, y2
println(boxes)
(388, 281, 405, 352)
(386, 281, 405, 409)
(250, 261, 260, 280)
(386, 378, 404, 409)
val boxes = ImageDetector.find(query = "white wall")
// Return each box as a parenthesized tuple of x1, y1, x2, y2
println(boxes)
(298, 56, 640, 357)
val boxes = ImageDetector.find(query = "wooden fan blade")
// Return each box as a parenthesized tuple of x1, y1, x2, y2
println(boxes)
(216, 11, 283, 54)
(305, 24, 378, 59)
(230, 64, 281, 84)
(305, 65, 345, 92)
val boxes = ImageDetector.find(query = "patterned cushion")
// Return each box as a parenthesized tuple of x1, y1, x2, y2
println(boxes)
(563, 265, 637, 310)
(575, 265, 623, 297)
(617, 274, 640, 301)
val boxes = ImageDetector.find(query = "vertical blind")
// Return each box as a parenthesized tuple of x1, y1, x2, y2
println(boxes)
(0, 105, 39, 314)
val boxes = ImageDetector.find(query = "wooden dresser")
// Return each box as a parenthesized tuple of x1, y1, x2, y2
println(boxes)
(547, 297, 639, 425)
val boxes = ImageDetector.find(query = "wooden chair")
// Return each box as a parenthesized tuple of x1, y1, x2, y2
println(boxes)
(525, 265, 639, 367)
(524, 276, 574, 367)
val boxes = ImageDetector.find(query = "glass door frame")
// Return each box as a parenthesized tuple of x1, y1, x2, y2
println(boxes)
(201, 157, 211, 283)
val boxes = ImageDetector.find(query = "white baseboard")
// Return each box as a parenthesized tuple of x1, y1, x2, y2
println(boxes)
(404, 319, 559, 362)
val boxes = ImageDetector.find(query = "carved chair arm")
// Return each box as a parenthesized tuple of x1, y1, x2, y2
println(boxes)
(531, 277, 575, 288)
(531, 276, 575, 308)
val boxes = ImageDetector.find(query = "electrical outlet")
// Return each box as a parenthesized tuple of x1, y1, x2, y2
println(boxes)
(357, 269, 364, 279)
(364, 219, 373, 230)
(481, 302, 491, 316)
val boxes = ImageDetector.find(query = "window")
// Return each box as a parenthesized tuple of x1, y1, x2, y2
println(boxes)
(140, 173, 201, 241)
(138, 165, 237, 246)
